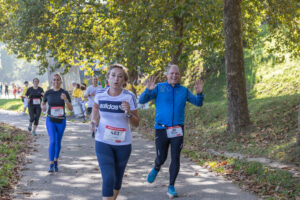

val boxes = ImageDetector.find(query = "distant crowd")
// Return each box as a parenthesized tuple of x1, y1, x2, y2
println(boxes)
(0, 82, 23, 99)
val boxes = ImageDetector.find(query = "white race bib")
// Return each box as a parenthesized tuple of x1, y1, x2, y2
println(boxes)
(32, 98, 40, 105)
(103, 125, 126, 143)
(166, 126, 183, 138)
(50, 106, 64, 117)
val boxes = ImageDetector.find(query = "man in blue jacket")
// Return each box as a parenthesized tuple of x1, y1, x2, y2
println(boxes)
(139, 64, 204, 198)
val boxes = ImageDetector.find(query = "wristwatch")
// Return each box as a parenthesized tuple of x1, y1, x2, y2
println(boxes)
(126, 113, 133, 118)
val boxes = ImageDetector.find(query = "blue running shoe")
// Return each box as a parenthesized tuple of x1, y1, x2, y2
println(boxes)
(48, 164, 54, 173)
(167, 185, 178, 198)
(147, 168, 158, 183)
(54, 161, 58, 172)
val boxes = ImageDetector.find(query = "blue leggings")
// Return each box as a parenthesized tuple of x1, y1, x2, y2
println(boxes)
(95, 141, 131, 197)
(46, 117, 66, 162)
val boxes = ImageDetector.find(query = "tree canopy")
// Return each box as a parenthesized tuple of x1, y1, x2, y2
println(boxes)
(1, 0, 297, 78)
(0, 0, 298, 133)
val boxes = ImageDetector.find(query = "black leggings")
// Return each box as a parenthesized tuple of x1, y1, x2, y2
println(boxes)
(154, 128, 183, 186)
(28, 105, 42, 126)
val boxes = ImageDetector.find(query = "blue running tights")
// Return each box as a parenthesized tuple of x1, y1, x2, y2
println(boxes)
(46, 117, 66, 162)
(95, 141, 131, 197)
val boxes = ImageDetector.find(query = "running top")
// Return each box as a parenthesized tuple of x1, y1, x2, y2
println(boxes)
(94, 88, 138, 146)
(43, 89, 71, 119)
(139, 81, 204, 129)
(25, 87, 44, 107)
(84, 85, 103, 108)
(22, 86, 28, 97)
(72, 88, 81, 98)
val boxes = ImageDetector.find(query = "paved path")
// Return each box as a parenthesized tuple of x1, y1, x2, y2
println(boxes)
(0, 110, 257, 200)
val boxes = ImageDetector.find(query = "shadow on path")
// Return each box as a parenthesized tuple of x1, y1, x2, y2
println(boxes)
(0, 110, 257, 200)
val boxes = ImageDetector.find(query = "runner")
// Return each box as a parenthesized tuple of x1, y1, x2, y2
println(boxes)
(22, 81, 29, 113)
(80, 83, 87, 118)
(25, 78, 44, 136)
(0, 83, 2, 96)
(139, 64, 204, 198)
(84, 76, 102, 137)
(72, 83, 84, 118)
(90, 64, 139, 200)
(4, 83, 8, 97)
(42, 74, 73, 173)
(12, 84, 17, 99)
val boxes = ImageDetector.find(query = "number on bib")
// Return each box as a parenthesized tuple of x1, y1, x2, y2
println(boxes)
(32, 98, 40, 105)
(50, 106, 64, 117)
(166, 126, 183, 138)
(103, 125, 126, 143)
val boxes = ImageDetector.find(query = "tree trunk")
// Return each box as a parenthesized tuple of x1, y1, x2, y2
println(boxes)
(223, 0, 250, 134)
(171, 15, 184, 67)
(297, 103, 300, 146)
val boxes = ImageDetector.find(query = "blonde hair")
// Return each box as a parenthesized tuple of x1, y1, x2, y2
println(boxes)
(53, 73, 62, 81)
(106, 64, 129, 87)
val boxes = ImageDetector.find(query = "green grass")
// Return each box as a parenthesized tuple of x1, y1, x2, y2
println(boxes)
(0, 99, 24, 112)
(137, 25, 300, 199)
(0, 123, 31, 197)
(139, 94, 299, 165)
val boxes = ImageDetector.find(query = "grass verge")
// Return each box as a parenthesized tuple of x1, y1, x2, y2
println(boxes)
(0, 99, 23, 112)
(137, 94, 300, 199)
(0, 123, 33, 199)
(182, 149, 300, 199)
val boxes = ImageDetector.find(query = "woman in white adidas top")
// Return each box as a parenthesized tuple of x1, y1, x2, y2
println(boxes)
(90, 64, 139, 200)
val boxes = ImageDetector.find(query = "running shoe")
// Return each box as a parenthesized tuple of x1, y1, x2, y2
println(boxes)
(48, 164, 54, 173)
(167, 185, 178, 198)
(31, 131, 37, 136)
(28, 125, 32, 132)
(54, 161, 58, 172)
(147, 168, 158, 183)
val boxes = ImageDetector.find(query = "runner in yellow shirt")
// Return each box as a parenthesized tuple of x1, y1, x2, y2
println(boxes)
(22, 81, 29, 113)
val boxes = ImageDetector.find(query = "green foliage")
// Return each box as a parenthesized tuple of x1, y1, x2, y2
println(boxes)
(1, 0, 297, 88)
(138, 29, 300, 164)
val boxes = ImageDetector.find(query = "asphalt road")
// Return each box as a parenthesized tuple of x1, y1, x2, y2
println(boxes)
(0, 110, 257, 200)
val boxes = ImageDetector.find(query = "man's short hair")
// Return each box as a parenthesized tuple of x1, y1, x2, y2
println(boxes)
(166, 64, 179, 74)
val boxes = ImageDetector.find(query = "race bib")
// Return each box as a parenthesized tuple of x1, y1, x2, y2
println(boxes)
(32, 98, 40, 105)
(50, 106, 64, 117)
(103, 125, 126, 143)
(166, 126, 183, 138)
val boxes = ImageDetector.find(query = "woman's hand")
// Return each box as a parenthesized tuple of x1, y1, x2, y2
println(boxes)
(121, 101, 130, 114)
(61, 93, 68, 101)
(89, 121, 96, 132)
